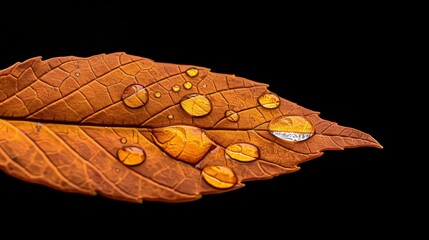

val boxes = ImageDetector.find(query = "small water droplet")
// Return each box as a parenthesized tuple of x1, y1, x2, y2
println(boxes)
(167, 114, 174, 119)
(120, 137, 127, 144)
(172, 85, 181, 92)
(154, 92, 162, 98)
(269, 115, 314, 142)
(225, 143, 259, 162)
(122, 84, 149, 109)
(258, 93, 280, 109)
(186, 68, 199, 77)
(35, 122, 42, 132)
(117, 147, 146, 166)
(115, 168, 120, 173)
(202, 165, 237, 189)
(225, 110, 239, 122)
(75, 72, 80, 77)
(202, 84, 207, 88)
(183, 81, 193, 89)
(180, 94, 212, 117)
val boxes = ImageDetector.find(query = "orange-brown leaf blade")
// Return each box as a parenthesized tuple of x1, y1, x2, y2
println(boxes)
(0, 53, 382, 203)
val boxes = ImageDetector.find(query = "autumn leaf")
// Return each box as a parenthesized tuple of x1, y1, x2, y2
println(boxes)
(0, 52, 382, 203)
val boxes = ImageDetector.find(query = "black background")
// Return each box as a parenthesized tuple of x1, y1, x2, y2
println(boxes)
(0, 2, 395, 238)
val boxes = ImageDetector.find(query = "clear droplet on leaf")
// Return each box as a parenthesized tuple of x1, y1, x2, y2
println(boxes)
(119, 137, 127, 144)
(183, 81, 193, 89)
(180, 94, 212, 117)
(225, 143, 259, 162)
(269, 115, 314, 142)
(122, 84, 149, 109)
(186, 68, 199, 77)
(258, 93, 280, 109)
(152, 126, 215, 165)
(202, 165, 237, 189)
(172, 85, 180, 92)
(117, 147, 146, 166)
(225, 110, 239, 122)
(154, 92, 161, 98)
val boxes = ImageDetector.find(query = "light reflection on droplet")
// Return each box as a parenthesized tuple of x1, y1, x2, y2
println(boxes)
(269, 115, 315, 142)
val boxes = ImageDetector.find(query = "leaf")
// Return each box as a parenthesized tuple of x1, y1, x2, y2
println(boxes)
(0, 52, 382, 203)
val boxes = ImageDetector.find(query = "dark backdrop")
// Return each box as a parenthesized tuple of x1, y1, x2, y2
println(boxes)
(0, 2, 392, 238)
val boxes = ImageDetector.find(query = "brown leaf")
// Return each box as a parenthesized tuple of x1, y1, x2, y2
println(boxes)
(0, 52, 382, 203)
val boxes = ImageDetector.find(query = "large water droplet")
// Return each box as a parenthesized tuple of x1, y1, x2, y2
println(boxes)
(186, 68, 199, 77)
(225, 143, 259, 162)
(225, 110, 239, 122)
(117, 147, 146, 166)
(202, 165, 237, 189)
(122, 84, 149, 109)
(180, 94, 212, 117)
(258, 93, 280, 109)
(152, 125, 215, 165)
(269, 115, 314, 142)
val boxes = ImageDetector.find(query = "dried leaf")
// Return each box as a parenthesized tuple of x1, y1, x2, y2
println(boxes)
(0, 53, 382, 203)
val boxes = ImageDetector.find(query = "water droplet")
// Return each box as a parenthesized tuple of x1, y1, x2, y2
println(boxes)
(167, 114, 174, 119)
(75, 72, 80, 77)
(115, 168, 120, 173)
(122, 84, 149, 109)
(225, 110, 239, 122)
(202, 84, 207, 88)
(225, 143, 259, 162)
(117, 147, 146, 166)
(155, 92, 161, 98)
(172, 85, 181, 92)
(183, 81, 193, 89)
(152, 126, 215, 165)
(202, 165, 237, 189)
(180, 94, 212, 117)
(269, 115, 314, 142)
(186, 68, 199, 77)
(120, 137, 127, 144)
(258, 93, 280, 109)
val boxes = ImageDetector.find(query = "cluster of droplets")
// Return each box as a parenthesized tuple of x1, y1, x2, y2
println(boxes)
(120, 68, 200, 118)
(117, 68, 315, 190)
